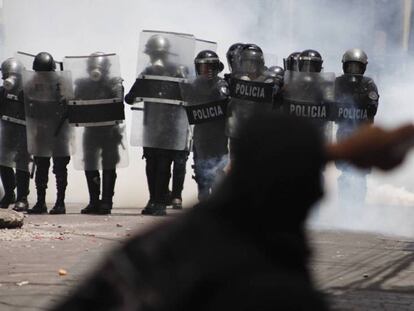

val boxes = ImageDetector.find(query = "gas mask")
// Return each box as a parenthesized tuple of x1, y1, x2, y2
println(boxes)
(3, 75, 19, 91)
(89, 68, 103, 82)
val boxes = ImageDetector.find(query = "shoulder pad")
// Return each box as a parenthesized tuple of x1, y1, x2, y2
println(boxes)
(368, 91, 379, 101)
(264, 78, 276, 84)
(219, 85, 229, 97)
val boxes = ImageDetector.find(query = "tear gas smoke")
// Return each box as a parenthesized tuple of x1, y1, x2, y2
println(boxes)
(0, 0, 414, 237)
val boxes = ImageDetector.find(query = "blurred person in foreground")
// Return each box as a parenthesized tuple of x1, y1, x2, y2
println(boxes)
(51, 113, 414, 311)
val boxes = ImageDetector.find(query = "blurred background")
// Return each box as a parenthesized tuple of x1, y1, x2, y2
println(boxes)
(0, 0, 414, 236)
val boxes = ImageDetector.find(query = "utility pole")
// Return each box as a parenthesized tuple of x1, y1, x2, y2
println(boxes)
(402, 0, 413, 52)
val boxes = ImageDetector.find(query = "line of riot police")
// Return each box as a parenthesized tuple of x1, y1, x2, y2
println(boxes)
(0, 29, 378, 216)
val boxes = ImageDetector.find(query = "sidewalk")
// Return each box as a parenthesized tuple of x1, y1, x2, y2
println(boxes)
(0, 205, 413, 310)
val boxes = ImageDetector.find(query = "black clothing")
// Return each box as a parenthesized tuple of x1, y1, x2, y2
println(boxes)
(0, 87, 31, 201)
(171, 150, 188, 200)
(74, 78, 123, 171)
(74, 78, 124, 210)
(188, 77, 229, 201)
(127, 62, 189, 210)
(143, 148, 187, 204)
(33, 156, 70, 204)
(0, 166, 30, 201)
(334, 74, 379, 205)
(193, 152, 226, 201)
(335, 74, 378, 143)
(52, 113, 329, 311)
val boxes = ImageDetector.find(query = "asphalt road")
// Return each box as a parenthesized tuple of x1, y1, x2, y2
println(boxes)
(0, 205, 413, 311)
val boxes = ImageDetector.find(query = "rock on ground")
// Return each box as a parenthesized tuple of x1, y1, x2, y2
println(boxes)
(0, 209, 24, 229)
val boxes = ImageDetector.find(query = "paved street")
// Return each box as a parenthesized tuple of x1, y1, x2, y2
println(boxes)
(0, 205, 413, 311)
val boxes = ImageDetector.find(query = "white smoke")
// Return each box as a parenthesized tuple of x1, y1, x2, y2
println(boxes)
(1, 0, 260, 208)
(1, 0, 414, 238)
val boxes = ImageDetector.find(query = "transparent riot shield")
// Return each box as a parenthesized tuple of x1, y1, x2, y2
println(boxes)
(22, 70, 74, 157)
(63, 53, 128, 170)
(181, 76, 229, 158)
(282, 70, 335, 120)
(72, 124, 128, 171)
(195, 38, 217, 54)
(130, 30, 196, 151)
(0, 119, 31, 171)
(333, 74, 372, 124)
(264, 53, 278, 69)
(226, 76, 278, 139)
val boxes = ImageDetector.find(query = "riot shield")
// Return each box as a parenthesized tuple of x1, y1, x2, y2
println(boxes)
(282, 70, 335, 120)
(63, 54, 125, 127)
(130, 30, 196, 151)
(264, 53, 278, 69)
(332, 74, 371, 123)
(22, 70, 74, 157)
(72, 124, 129, 171)
(63, 54, 128, 170)
(181, 77, 229, 158)
(195, 38, 217, 54)
(0, 119, 31, 171)
(226, 76, 277, 139)
(0, 89, 31, 171)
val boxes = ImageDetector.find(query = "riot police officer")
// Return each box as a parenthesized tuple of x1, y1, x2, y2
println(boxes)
(298, 49, 323, 73)
(0, 58, 31, 211)
(266, 65, 285, 109)
(224, 43, 244, 83)
(226, 44, 281, 159)
(187, 50, 228, 201)
(335, 48, 379, 206)
(126, 32, 193, 216)
(283, 51, 301, 71)
(266, 66, 285, 86)
(65, 52, 126, 215)
(24, 52, 72, 215)
(281, 49, 335, 139)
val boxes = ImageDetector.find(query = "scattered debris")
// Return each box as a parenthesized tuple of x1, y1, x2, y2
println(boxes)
(116, 224, 123, 228)
(16, 281, 29, 286)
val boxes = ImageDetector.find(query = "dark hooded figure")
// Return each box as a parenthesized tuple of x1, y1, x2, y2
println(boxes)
(51, 112, 329, 310)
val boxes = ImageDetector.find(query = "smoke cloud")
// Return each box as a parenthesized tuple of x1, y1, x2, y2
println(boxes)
(0, 0, 414, 237)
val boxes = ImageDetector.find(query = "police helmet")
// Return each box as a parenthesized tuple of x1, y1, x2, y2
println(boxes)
(342, 48, 368, 75)
(1, 58, 24, 79)
(33, 52, 56, 72)
(298, 49, 323, 73)
(195, 50, 224, 78)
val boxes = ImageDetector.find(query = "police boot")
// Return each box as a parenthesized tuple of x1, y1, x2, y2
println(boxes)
(49, 177, 66, 215)
(81, 171, 101, 214)
(172, 198, 182, 210)
(0, 192, 15, 209)
(50, 199, 66, 215)
(98, 170, 116, 215)
(27, 188, 47, 214)
(172, 152, 187, 207)
(141, 200, 155, 215)
(0, 166, 16, 209)
(151, 203, 167, 216)
(13, 170, 30, 212)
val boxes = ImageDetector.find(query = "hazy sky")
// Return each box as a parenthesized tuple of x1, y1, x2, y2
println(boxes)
(1, 1, 414, 236)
